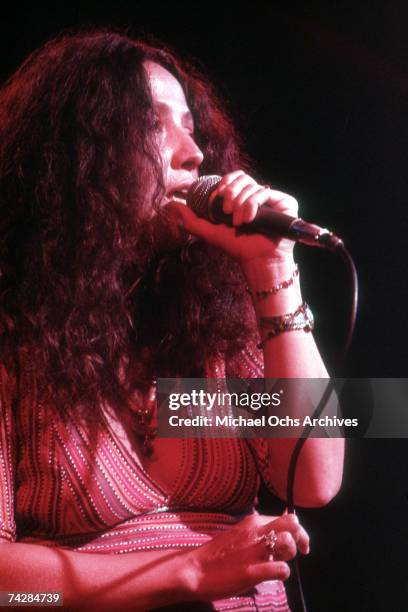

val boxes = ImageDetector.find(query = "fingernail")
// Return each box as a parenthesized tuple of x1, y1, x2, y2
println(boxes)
(279, 564, 291, 580)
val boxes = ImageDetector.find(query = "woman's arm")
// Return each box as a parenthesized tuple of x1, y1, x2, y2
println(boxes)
(0, 542, 190, 611)
(242, 256, 344, 507)
(0, 513, 308, 610)
(169, 170, 345, 508)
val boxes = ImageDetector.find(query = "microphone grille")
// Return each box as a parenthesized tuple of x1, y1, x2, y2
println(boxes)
(186, 175, 221, 219)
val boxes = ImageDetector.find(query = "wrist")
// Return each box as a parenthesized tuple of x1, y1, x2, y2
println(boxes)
(242, 257, 302, 316)
(257, 302, 314, 349)
(241, 256, 296, 288)
(253, 285, 303, 317)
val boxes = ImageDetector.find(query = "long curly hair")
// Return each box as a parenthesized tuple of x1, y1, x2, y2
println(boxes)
(0, 29, 257, 423)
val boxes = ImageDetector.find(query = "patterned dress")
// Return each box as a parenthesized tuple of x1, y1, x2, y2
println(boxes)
(0, 353, 290, 611)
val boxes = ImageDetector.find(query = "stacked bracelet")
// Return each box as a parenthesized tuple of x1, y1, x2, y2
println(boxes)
(249, 265, 299, 301)
(257, 302, 314, 349)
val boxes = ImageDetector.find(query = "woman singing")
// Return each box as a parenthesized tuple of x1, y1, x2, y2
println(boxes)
(0, 30, 344, 610)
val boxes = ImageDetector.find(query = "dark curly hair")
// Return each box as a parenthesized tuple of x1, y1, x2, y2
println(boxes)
(0, 29, 257, 425)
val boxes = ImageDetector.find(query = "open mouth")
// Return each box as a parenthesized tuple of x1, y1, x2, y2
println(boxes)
(167, 190, 188, 203)
(166, 186, 191, 204)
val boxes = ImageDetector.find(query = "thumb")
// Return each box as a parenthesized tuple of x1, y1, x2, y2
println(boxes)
(164, 203, 225, 244)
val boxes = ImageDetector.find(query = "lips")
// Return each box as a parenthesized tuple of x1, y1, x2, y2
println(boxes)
(169, 190, 188, 202)
(165, 182, 193, 204)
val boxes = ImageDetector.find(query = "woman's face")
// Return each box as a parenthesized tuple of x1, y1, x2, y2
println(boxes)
(144, 61, 204, 206)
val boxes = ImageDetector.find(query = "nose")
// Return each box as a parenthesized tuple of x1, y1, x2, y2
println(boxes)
(171, 133, 204, 172)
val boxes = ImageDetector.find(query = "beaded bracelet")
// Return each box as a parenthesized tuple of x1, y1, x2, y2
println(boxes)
(249, 265, 299, 301)
(257, 302, 314, 349)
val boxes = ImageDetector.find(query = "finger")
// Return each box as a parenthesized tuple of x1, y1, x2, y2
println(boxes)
(247, 561, 290, 583)
(210, 173, 255, 214)
(231, 186, 298, 225)
(220, 175, 254, 215)
(273, 514, 309, 553)
(164, 202, 236, 248)
(233, 201, 258, 226)
(273, 531, 297, 561)
(292, 524, 310, 555)
(214, 169, 247, 193)
(208, 170, 246, 207)
(260, 513, 300, 534)
(232, 186, 265, 226)
(256, 530, 297, 562)
(259, 514, 310, 556)
(264, 189, 299, 216)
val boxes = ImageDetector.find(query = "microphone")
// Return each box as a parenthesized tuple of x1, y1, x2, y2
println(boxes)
(186, 175, 343, 251)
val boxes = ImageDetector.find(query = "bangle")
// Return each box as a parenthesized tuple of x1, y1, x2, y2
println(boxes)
(257, 302, 314, 349)
(249, 265, 299, 300)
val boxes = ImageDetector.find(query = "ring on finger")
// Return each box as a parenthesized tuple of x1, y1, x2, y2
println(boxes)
(258, 529, 278, 561)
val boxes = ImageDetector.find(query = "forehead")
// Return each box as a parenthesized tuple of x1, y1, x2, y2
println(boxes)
(144, 61, 190, 113)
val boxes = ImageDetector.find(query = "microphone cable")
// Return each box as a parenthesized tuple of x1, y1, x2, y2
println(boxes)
(187, 176, 359, 611)
(285, 244, 358, 612)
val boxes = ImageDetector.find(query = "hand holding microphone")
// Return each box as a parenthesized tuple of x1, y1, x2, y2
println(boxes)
(166, 170, 342, 263)
(188, 173, 343, 251)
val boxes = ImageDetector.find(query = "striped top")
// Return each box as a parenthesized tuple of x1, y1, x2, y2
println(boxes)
(0, 352, 290, 611)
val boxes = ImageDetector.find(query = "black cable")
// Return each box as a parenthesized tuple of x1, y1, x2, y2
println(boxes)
(286, 244, 358, 612)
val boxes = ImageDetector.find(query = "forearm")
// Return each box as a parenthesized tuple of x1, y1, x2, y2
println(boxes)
(242, 256, 344, 507)
(0, 542, 193, 611)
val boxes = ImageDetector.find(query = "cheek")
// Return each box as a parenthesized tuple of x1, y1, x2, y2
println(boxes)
(159, 145, 173, 183)
(154, 125, 178, 183)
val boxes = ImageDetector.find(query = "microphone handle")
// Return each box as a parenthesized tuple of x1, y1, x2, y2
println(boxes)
(209, 195, 343, 251)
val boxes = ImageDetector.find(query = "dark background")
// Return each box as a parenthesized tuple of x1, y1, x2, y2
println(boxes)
(2, 2, 407, 610)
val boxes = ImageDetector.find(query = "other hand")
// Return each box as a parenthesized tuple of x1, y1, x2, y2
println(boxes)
(183, 512, 309, 602)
